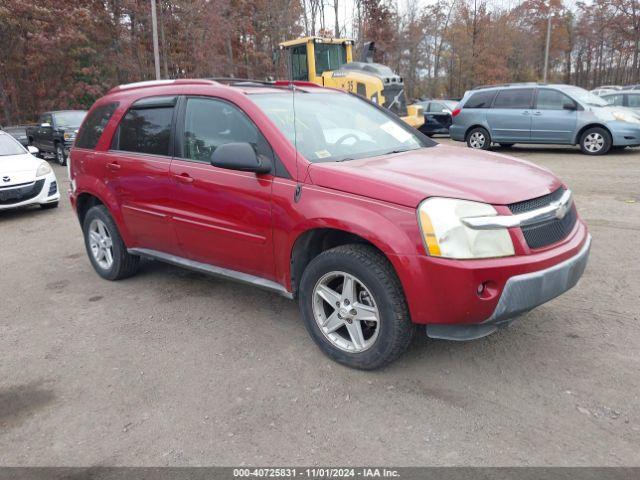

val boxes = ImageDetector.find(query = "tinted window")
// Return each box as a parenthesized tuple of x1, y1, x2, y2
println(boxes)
(628, 94, 640, 108)
(315, 43, 347, 76)
(114, 107, 173, 156)
(41, 114, 53, 125)
(54, 111, 86, 128)
(76, 103, 118, 149)
(182, 97, 271, 164)
(493, 89, 533, 109)
(603, 94, 624, 106)
(536, 89, 571, 109)
(290, 45, 308, 81)
(464, 90, 496, 109)
(429, 102, 449, 113)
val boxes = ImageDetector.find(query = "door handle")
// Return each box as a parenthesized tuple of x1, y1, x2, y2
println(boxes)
(106, 162, 121, 171)
(522, 111, 530, 115)
(533, 111, 542, 116)
(173, 173, 194, 184)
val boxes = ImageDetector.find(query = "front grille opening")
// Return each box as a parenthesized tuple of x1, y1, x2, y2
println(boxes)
(508, 187, 577, 249)
(0, 179, 45, 205)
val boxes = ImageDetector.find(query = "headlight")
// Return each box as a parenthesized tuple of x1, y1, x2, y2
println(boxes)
(63, 132, 75, 140)
(36, 162, 52, 177)
(613, 111, 640, 124)
(417, 197, 515, 259)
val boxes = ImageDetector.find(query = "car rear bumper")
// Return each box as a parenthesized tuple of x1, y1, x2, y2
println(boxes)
(425, 234, 591, 340)
(449, 124, 466, 141)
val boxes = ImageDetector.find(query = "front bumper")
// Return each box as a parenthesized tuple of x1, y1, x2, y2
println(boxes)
(426, 234, 591, 340)
(0, 172, 60, 210)
(608, 121, 640, 146)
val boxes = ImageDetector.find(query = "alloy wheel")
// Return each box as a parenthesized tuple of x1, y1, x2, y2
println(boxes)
(312, 271, 380, 353)
(88, 218, 114, 270)
(583, 132, 605, 153)
(469, 131, 486, 149)
(56, 146, 65, 165)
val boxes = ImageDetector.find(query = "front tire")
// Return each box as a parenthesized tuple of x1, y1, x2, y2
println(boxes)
(55, 143, 67, 166)
(298, 244, 414, 370)
(466, 127, 491, 150)
(82, 205, 140, 280)
(579, 127, 611, 155)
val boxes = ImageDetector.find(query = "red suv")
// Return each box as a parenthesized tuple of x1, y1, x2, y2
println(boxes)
(69, 79, 591, 369)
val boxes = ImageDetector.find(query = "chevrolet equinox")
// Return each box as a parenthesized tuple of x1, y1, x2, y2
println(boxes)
(69, 79, 591, 369)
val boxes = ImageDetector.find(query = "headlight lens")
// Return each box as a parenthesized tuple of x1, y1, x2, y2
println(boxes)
(613, 111, 640, 124)
(36, 161, 52, 177)
(63, 132, 75, 140)
(417, 197, 515, 259)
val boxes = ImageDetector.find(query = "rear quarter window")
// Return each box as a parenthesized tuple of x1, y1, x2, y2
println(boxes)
(463, 90, 497, 109)
(75, 103, 119, 149)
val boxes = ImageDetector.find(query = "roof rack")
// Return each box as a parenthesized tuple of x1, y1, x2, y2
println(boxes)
(108, 79, 216, 93)
(472, 82, 543, 90)
(208, 77, 276, 87)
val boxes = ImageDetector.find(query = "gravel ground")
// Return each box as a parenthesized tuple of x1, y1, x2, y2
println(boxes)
(1, 140, 639, 466)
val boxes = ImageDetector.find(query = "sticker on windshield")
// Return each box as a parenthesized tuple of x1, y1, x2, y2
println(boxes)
(315, 150, 332, 159)
(380, 121, 412, 142)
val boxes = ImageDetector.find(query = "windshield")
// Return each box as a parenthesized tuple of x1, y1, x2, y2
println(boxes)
(54, 111, 87, 128)
(563, 87, 608, 107)
(251, 92, 431, 163)
(0, 134, 26, 156)
(314, 43, 347, 75)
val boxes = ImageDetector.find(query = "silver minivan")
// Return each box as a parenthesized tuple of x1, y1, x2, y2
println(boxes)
(449, 83, 640, 155)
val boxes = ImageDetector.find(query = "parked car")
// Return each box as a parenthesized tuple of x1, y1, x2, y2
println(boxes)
(417, 99, 459, 136)
(26, 110, 87, 166)
(450, 83, 640, 154)
(69, 79, 590, 369)
(2, 125, 30, 146)
(0, 131, 60, 210)
(622, 84, 640, 90)
(590, 88, 617, 97)
(601, 90, 640, 115)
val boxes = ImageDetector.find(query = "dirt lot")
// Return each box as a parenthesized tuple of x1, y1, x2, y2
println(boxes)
(1, 139, 639, 467)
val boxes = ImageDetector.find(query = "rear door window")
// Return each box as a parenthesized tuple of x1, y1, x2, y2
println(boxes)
(75, 103, 118, 149)
(112, 102, 175, 156)
(493, 89, 534, 109)
(464, 90, 496, 109)
(628, 94, 640, 108)
(603, 94, 624, 106)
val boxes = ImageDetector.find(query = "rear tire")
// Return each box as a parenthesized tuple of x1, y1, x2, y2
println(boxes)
(579, 127, 611, 155)
(298, 244, 414, 370)
(82, 205, 139, 281)
(466, 127, 491, 150)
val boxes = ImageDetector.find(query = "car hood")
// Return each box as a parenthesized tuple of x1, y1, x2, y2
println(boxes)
(307, 144, 562, 208)
(589, 105, 640, 120)
(0, 153, 42, 185)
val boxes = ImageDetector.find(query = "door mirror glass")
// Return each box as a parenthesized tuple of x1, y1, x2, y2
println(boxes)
(211, 142, 271, 174)
(27, 145, 39, 154)
(41, 122, 51, 128)
(563, 102, 577, 111)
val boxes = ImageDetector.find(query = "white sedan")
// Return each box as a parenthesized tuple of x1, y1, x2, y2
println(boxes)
(0, 131, 60, 210)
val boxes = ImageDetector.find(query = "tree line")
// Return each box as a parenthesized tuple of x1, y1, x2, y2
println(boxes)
(1, 0, 639, 125)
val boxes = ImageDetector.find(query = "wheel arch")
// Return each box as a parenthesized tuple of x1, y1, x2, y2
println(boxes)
(289, 227, 397, 298)
(74, 185, 134, 246)
(574, 123, 612, 145)
(465, 124, 490, 141)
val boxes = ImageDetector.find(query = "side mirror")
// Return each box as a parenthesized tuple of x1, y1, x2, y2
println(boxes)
(211, 142, 271, 174)
(27, 145, 39, 155)
(563, 102, 577, 111)
(41, 122, 51, 128)
(443, 109, 452, 115)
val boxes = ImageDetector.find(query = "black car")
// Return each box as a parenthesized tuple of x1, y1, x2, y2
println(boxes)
(2, 125, 30, 146)
(26, 110, 87, 165)
(417, 99, 459, 137)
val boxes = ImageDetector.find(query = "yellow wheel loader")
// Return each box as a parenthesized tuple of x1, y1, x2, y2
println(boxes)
(278, 37, 424, 128)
